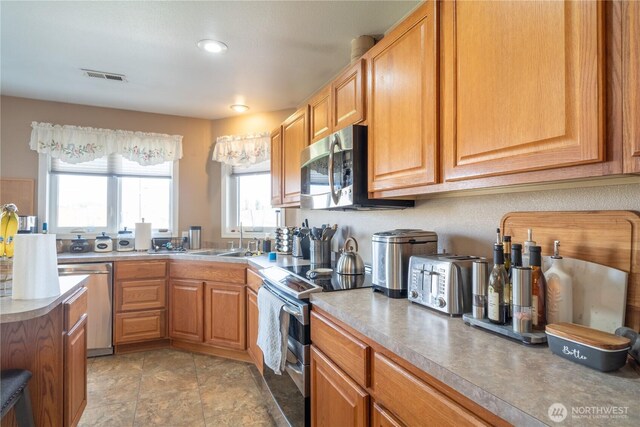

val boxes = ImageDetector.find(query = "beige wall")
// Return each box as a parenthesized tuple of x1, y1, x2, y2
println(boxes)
(0, 95, 293, 244)
(288, 182, 640, 263)
(208, 108, 295, 245)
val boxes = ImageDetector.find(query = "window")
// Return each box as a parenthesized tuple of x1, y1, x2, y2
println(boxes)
(46, 154, 177, 235)
(221, 161, 278, 237)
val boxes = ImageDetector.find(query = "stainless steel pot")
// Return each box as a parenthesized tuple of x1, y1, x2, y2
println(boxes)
(336, 237, 365, 275)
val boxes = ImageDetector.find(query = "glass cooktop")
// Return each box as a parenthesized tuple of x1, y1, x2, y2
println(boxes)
(260, 264, 372, 299)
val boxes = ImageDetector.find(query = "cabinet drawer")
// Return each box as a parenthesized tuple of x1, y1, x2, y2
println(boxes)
(372, 352, 486, 426)
(117, 279, 166, 312)
(116, 261, 167, 280)
(246, 268, 262, 293)
(311, 310, 369, 387)
(64, 287, 87, 330)
(115, 310, 166, 344)
(170, 261, 246, 284)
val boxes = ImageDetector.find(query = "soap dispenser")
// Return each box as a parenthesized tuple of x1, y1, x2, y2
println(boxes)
(544, 240, 573, 324)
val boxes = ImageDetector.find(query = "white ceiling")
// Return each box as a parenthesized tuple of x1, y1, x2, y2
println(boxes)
(0, 0, 419, 120)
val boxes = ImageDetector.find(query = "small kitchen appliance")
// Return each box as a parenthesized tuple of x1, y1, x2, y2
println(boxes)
(94, 232, 113, 252)
(116, 228, 134, 252)
(372, 229, 438, 298)
(17, 216, 38, 234)
(69, 235, 90, 253)
(407, 254, 483, 315)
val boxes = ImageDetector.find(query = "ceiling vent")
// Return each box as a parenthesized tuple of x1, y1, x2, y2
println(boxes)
(81, 69, 126, 82)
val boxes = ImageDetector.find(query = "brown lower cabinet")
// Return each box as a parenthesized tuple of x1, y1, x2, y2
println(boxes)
(310, 307, 507, 427)
(169, 279, 204, 342)
(311, 346, 369, 427)
(64, 314, 88, 427)
(204, 281, 246, 349)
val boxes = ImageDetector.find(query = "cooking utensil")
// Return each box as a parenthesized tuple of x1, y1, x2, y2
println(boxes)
(321, 227, 337, 241)
(336, 237, 365, 275)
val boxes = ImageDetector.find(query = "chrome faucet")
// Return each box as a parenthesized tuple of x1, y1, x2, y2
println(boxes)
(238, 222, 243, 251)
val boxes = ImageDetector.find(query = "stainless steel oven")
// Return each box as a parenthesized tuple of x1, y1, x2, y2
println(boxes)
(260, 279, 311, 427)
(300, 125, 413, 210)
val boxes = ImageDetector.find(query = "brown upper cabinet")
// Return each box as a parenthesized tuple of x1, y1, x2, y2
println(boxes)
(331, 59, 366, 132)
(624, 0, 640, 173)
(281, 106, 309, 206)
(309, 85, 332, 143)
(441, 0, 605, 182)
(270, 126, 283, 206)
(308, 60, 366, 145)
(366, 1, 438, 194)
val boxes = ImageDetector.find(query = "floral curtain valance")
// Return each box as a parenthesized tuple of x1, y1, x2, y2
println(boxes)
(29, 122, 183, 166)
(212, 132, 270, 167)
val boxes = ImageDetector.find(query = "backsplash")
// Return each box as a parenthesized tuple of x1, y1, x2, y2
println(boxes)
(287, 182, 640, 264)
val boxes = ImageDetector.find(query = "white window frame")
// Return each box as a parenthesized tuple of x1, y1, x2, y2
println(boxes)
(220, 163, 277, 239)
(38, 154, 179, 238)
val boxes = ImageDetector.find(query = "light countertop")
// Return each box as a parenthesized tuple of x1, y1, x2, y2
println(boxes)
(310, 289, 640, 427)
(1, 275, 88, 323)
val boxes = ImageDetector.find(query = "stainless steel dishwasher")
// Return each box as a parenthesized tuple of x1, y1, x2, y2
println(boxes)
(58, 263, 113, 357)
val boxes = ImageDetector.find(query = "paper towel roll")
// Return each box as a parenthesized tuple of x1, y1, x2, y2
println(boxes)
(12, 234, 60, 300)
(351, 35, 375, 62)
(135, 222, 152, 251)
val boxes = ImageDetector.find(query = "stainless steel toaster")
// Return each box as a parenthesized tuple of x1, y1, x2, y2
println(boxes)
(372, 230, 438, 298)
(407, 254, 484, 315)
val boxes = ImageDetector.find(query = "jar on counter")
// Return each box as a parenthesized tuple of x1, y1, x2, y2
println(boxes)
(94, 232, 113, 252)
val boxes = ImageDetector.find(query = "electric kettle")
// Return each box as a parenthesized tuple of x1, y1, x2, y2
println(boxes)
(336, 237, 365, 275)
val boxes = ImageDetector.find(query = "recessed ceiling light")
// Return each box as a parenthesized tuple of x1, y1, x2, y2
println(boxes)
(230, 104, 250, 113)
(197, 39, 228, 54)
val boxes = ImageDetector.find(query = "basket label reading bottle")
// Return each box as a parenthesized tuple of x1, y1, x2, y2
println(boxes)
(488, 287, 499, 321)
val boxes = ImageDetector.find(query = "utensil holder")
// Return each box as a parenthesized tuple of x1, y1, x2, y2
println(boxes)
(310, 240, 331, 267)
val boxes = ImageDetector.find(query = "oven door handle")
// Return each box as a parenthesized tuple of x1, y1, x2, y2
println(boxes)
(281, 304, 303, 322)
(328, 134, 341, 205)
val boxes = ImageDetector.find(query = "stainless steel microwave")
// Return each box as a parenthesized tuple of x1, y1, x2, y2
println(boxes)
(300, 125, 414, 210)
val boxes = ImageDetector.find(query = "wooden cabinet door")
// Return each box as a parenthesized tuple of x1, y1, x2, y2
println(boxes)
(169, 280, 203, 342)
(115, 310, 166, 344)
(311, 346, 369, 427)
(624, 0, 640, 173)
(310, 85, 332, 143)
(333, 59, 365, 130)
(270, 126, 283, 206)
(64, 314, 87, 427)
(281, 106, 309, 205)
(204, 282, 246, 350)
(372, 402, 404, 427)
(442, 0, 604, 181)
(367, 2, 438, 193)
(246, 288, 263, 374)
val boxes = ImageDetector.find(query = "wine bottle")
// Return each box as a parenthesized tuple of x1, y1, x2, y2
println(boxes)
(529, 245, 547, 329)
(545, 240, 573, 324)
(503, 236, 512, 317)
(488, 244, 509, 324)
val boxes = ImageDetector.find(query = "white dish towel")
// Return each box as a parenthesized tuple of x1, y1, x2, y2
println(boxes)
(257, 286, 290, 375)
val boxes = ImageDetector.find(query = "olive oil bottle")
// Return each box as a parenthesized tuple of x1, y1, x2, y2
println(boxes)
(488, 244, 509, 324)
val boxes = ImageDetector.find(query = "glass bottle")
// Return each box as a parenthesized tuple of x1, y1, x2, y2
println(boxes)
(488, 244, 509, 324)
(522, 228, 536, 267)
(503, 236, 512, 317)
(529, 245, 547, 329)
(545, 240, 573, 324)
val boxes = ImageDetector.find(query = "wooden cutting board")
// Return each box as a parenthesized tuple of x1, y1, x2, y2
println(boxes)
(501, 210, 640, 332)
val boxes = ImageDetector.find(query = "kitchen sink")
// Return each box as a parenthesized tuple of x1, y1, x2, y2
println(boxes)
(190, 250, 259, 258)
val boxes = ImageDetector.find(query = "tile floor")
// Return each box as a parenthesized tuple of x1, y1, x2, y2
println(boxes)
(79, 348, 276, 427)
